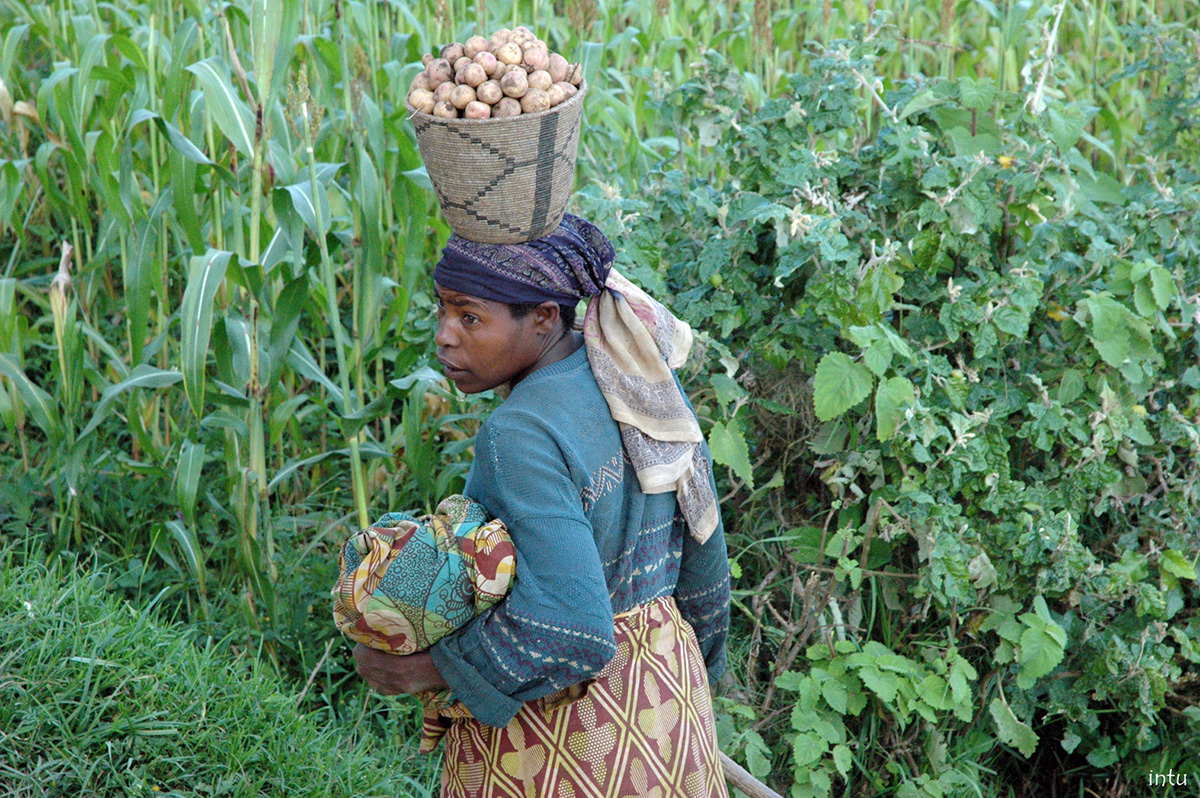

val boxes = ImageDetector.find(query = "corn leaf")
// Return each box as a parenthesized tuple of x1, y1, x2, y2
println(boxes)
(181, 250, 233, 419)
(175, 440, 207, 527)
(186, 56, 255, 156)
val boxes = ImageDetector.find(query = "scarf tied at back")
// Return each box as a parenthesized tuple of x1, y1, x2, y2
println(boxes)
(434, 215, 719, 544)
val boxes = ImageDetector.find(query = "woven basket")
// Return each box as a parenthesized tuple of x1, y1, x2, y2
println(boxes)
(407, 81, 586, 244)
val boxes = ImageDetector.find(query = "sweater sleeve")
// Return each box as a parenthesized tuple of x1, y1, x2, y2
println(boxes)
(673, 437, 731, 683)
(430, 412, 617, 728)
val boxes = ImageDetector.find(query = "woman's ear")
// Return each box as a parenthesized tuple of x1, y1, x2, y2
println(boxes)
(534, 301, 561, 333)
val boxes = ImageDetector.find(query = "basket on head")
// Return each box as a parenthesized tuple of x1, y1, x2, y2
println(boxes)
(407, 80, 586, 244)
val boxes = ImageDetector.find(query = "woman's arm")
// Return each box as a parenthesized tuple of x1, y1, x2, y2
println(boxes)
(429, 412, 617, 727)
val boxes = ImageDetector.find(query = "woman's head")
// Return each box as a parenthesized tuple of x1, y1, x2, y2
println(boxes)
(432, 214, 608, 393)
(434, 287, 574, 394)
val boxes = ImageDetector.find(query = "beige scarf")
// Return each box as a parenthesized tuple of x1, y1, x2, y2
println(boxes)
(583, 270, 719, 544)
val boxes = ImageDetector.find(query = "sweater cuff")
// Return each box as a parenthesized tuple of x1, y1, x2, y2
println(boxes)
(430, 633, 523, 728)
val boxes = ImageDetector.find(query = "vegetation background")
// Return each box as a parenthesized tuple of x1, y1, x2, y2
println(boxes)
(0, 0, 1197, 796)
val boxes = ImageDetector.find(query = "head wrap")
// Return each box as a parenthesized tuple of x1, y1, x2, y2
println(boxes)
(433, 216, 720, 544)
(434, 214, 614, 305)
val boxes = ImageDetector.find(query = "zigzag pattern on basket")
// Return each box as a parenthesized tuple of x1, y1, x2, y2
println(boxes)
(415, 111, 578, 236)
(409, 81, 586, 243)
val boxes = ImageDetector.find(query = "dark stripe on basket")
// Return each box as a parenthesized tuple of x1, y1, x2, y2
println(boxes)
(530, 111, 559, 234)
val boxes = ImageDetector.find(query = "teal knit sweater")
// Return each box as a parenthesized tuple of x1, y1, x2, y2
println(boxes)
(429, 345, 731, 727)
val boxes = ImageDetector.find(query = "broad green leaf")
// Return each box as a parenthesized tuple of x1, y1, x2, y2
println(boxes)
(181, 250, 233, 419)
(832, 744, 852, 776)
(855, 665, 899, 702)
(165, 519, 206, 596)
(1161, 549, 1197, 581)
(822, 678, 849, 713)
(710, 373, 745, 407)
(862, 339, 892, 377)
(1083, 294, 1132, 367)
(1148, 267, 1174, 310)
(875, 376, 915, 441)
(957, 76, 996, 111)
(175, 440, 206, 527)
(1057, 369, 1085, 404)
(989, 697, 1039, 757)
(708, 418, 754, 489)
(813, 352, 873, 421)
(78, 364, 183, 440)
(186, 56, 255, 156)
(0, 353, 61, 443)
(1016, 609, 1066, 689)
(791, 732, 825, 767)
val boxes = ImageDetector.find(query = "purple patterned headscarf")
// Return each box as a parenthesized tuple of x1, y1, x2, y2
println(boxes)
(433, 214, 615, 305)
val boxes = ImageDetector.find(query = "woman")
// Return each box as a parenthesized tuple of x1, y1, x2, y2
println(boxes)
(354, 215, 731, 798)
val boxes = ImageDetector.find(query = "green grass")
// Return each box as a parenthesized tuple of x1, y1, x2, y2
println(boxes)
(0, 555, 440, 797)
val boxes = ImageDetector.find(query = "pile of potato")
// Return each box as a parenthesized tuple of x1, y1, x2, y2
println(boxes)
(407, 26, 583, 120)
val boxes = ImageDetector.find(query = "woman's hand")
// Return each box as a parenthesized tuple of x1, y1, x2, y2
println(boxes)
(353, 645, 449, 695)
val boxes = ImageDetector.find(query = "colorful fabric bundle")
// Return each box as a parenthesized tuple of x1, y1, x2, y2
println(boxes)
(332, 495, 516, 655)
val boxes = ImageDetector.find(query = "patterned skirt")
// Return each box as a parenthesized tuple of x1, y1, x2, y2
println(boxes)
(433, 595, 729, 798)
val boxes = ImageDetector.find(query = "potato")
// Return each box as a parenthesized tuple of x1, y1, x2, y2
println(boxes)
(500, 68, 528, 98)
(426, 58, 454, 88)
(409, 72, 431, 93)
(459, 62, 487, 87)
(464, 35, 489, 59)
(526, 69, 552, 92)
(464, 100, 492, 119)
(415, 28, 581, 119)
(547, 53, 569, 84)
(496, 42, 522, 66)
(408, 88, 436, 114)
(450, 84, 477, 109)
(476, 79, 503, 105)
(474, 50, 499, 76)
(493, 97, 521, 117)
(488, 29, 511, 52)
(553, 81, 577, 101)
(522, 47, 549, 72)
(520, 88, 550, 114)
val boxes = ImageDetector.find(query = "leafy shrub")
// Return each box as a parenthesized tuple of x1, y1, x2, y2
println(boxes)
(580, 22, 1200, 798)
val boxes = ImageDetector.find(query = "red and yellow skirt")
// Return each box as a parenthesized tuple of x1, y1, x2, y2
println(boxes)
(423, 595, 729, 798)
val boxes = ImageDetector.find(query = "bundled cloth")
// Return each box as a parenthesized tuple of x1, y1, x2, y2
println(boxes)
(332, 495, 515, 655)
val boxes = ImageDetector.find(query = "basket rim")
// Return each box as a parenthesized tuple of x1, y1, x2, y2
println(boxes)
(405, 77, 587, 126)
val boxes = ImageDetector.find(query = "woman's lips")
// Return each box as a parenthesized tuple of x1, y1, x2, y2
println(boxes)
(437, 357, 468, 378)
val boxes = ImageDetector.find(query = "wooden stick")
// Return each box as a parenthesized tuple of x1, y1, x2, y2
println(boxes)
(719, 750, 784, 798)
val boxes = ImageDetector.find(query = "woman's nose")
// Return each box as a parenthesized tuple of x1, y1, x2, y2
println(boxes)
(434, 318, 455, 348)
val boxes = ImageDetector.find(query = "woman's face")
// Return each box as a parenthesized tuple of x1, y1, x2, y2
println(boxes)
(434, 285, 552, 394)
